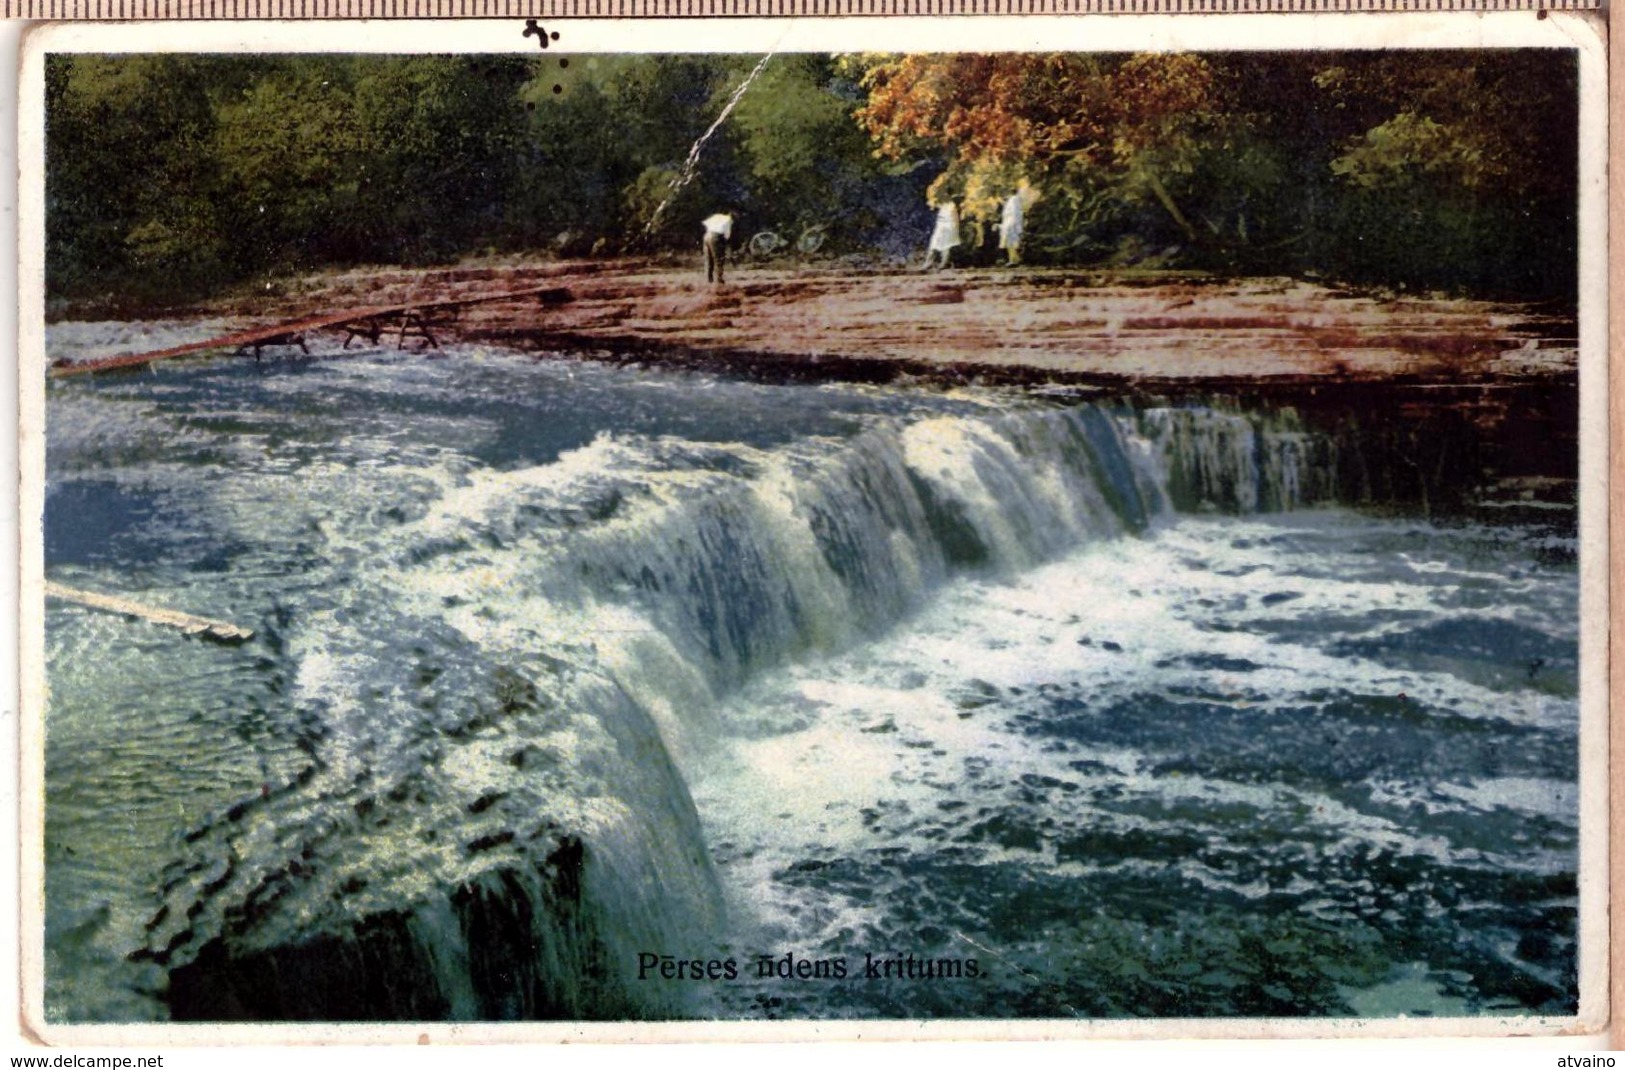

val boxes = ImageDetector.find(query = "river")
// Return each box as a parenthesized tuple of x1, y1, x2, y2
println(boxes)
(40, 326, 1581, 1022)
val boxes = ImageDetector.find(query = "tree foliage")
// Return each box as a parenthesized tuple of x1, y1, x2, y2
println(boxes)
(43, 49, 1578, 308)
(847, 49, 1577, 294)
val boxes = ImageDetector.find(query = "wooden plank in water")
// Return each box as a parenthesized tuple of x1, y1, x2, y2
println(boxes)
(45, 581, 254, 644)
(50, 285, 574, 378)
(49, 306, 399, 378)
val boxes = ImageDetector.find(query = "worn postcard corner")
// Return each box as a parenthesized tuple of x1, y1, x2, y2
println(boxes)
(12, 11, 1613, 1048)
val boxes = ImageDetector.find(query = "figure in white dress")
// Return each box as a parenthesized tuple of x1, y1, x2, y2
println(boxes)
(996, 182, 1040, 266)
(925, 199, 961, 270)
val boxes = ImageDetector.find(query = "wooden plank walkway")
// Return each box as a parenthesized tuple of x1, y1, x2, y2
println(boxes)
(51, 285, 573, 379)
(45, 581, 255, 643)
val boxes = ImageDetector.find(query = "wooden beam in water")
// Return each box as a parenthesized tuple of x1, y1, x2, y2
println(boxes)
(50, 285, 576, 378)
(49, 306, 399, 378)
(45, 581, 254, 644)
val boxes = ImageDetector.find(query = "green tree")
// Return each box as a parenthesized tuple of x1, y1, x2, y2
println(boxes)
(348, 56, 533, 263)
(1307, 51, 1578, 295)
(727, 55, 886, 235)
(42, 50, 1579, 306)
(212, 57, 364, 273)
(847, 50, 1577, 294)
(46, 55, 235, 301)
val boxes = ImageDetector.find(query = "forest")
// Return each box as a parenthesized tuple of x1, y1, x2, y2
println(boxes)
(44, 49, 1579, 308)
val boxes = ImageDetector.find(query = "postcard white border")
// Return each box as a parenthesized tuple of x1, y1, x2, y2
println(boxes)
(13, 11, 1612, 1047)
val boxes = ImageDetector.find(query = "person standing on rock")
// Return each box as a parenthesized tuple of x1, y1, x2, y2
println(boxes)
(925, 198, 961, 270)
(996, 181, 1040, 266)
(997, 192, 1025, 266)
(702, 211, 735, 284)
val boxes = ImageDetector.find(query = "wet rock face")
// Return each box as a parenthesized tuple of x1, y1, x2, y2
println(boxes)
(204, 260, 1575, 389)
(1150, 385, 1576, 522)
(165, 844, 631, 1023)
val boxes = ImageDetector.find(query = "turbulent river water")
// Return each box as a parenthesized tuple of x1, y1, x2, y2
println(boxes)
(41, 326, 1582, 1023)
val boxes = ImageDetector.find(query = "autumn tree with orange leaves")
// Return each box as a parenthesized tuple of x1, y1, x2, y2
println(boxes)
(847, 53, 1224, 250)
(43, 50, 1579, 305)
(845, 50, 1578, 296)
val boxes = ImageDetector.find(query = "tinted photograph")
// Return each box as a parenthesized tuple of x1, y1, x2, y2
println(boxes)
(29, 34, 1599, 1029)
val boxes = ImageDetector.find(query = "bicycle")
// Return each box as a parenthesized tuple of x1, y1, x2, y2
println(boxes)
(748, 223, 829, 260)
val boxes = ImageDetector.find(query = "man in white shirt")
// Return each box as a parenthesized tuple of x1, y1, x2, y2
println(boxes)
(702, 212, 735, 284)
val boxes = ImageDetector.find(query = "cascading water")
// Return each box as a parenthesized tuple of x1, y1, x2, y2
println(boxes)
(41, 331, 1579, 1022)
(1137, 406, 1339, 514)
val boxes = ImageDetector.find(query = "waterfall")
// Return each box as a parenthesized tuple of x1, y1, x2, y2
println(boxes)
(1138, 405, 1337, 514)
(134, 399, 1331, 1021)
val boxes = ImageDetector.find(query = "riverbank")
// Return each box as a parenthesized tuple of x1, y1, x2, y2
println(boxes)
(81, 257, 1577, 390)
